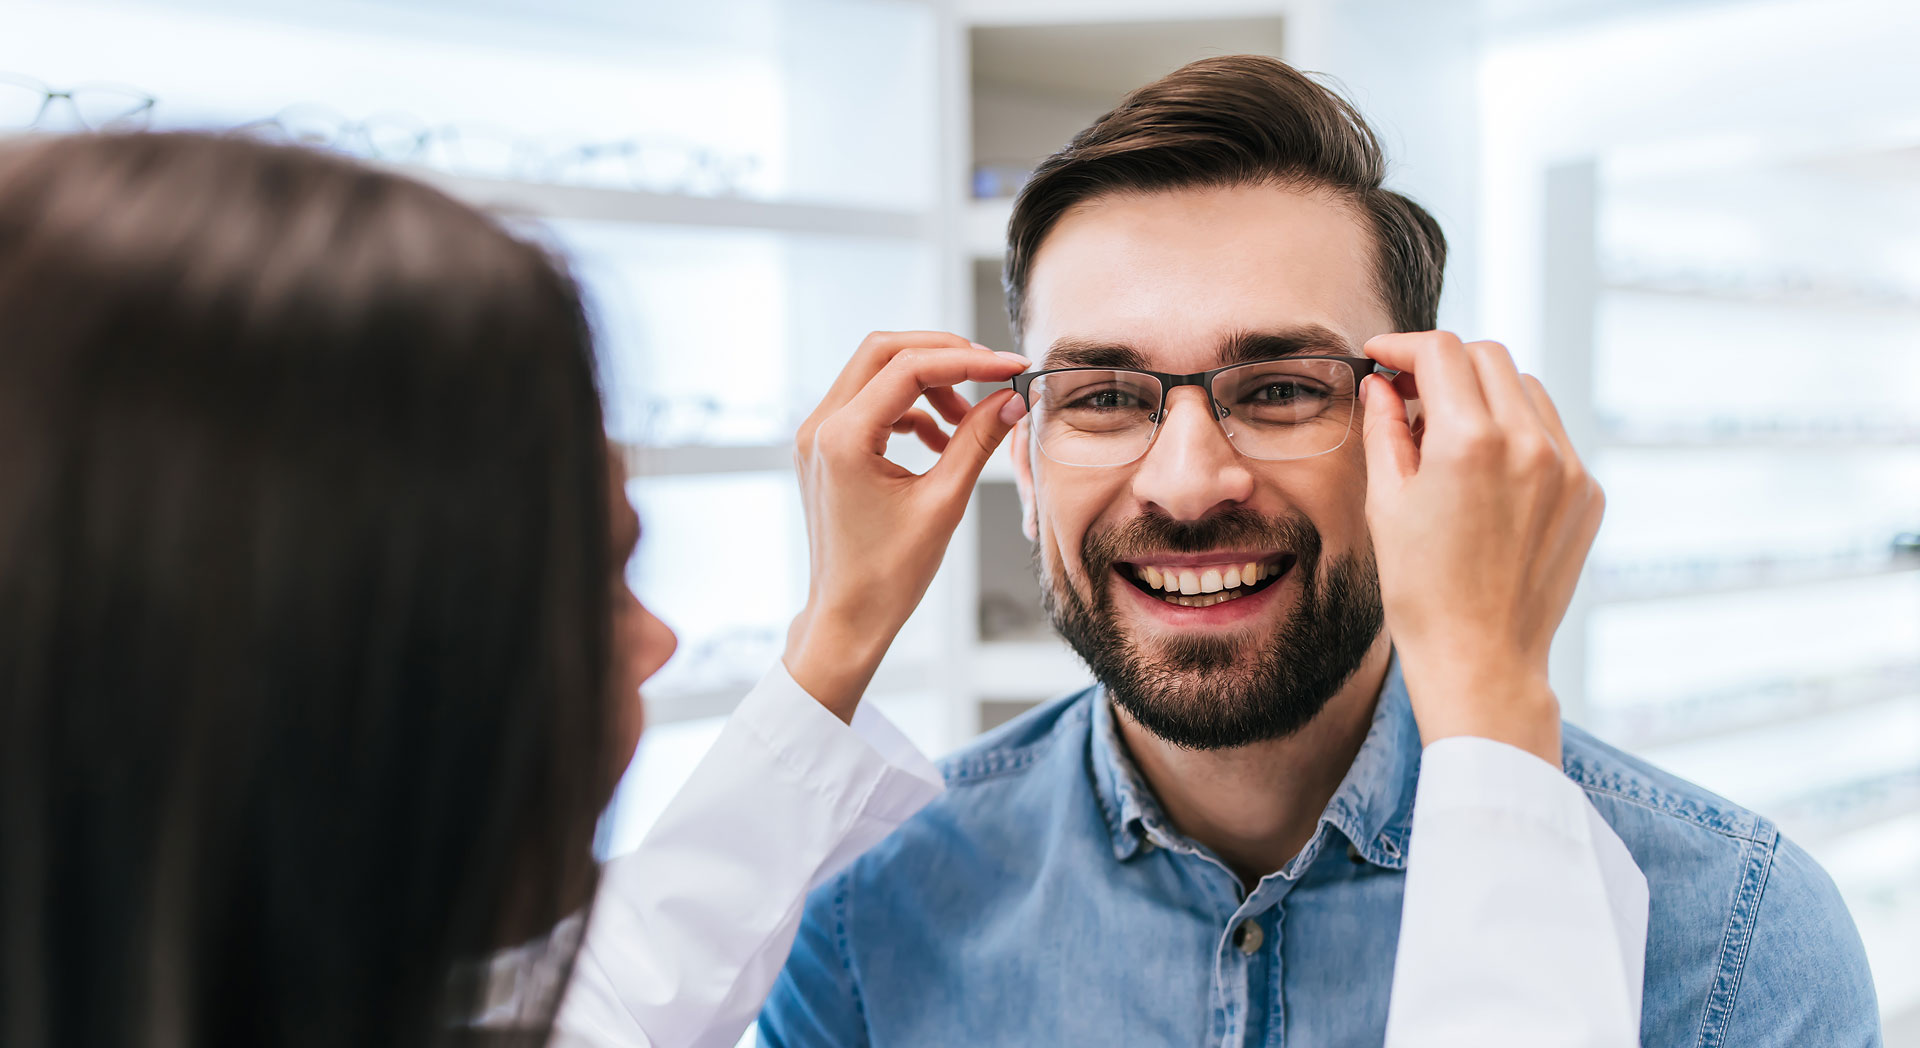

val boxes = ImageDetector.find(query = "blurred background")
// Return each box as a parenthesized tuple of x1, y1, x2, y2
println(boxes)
(4, 0, 1916, 1036)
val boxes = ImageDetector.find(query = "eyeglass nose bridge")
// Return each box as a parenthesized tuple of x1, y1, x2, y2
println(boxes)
(1143, 377, 1234, 454)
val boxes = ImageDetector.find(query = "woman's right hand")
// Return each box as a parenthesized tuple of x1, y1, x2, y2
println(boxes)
(783, 331, 1030, 722)
(1358, 332, 1605, 766)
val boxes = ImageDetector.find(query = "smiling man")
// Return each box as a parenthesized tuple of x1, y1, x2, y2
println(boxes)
(759, 56, 1879, 1046)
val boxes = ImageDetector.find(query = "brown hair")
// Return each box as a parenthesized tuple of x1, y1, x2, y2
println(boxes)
(0, 132, 613, 1047)
(1004, 54, 1446, 342)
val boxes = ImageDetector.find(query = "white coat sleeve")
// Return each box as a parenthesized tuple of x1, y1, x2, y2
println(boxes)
(551, 662, 945, 1048)
(1384, 736, 1649, 1048)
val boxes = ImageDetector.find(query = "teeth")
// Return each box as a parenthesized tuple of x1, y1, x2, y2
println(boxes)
(1136, 559, 1285, 602)
(1159, 587, 1252, 608)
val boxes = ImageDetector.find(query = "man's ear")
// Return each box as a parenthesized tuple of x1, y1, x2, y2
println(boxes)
(1011, 418, 1038, 542)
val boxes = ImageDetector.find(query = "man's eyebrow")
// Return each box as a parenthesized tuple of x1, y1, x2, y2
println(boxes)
(1042, 328, 1356, 373)
(1040, 338, 1152, 371)
(1217, 326, 1357, 367)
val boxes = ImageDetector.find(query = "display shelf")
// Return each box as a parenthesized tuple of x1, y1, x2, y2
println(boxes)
(390, 164, 935, 238)
(1591, 555, 1920, 605)
(620, 442, 794, 479)
(1777, 767, 1920, 852)
(1590, 662, 1920, 751)
(1598, 427, 1920, 450)
(1600, 276, 1920, 312)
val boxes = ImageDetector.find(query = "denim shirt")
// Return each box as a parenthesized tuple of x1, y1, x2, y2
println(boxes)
(760, 659, 1881, 1047)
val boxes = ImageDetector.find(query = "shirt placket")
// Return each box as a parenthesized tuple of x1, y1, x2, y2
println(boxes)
(1145, 825, 1300, 1047)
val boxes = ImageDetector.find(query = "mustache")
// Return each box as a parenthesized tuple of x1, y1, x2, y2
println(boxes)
(1083, 507, 1321, 566)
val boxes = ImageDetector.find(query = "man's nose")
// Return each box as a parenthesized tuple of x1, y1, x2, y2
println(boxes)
(1129, 386, 1255, 520)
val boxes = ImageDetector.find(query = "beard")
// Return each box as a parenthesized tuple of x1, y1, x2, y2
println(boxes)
(1039, 506, 1383, 750)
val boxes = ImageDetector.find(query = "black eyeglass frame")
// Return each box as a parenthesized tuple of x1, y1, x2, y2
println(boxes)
(1008, 354, 1398, 466)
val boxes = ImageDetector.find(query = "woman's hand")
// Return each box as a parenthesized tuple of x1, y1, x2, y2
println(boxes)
(784, 331, 1030, 722)
(1358, 332, 1605, 766)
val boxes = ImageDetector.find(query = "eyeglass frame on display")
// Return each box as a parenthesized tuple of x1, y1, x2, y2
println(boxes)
(0, 72, 155, 132)
(1008, 354, 1397, 467)
(2, 72, 764, 196)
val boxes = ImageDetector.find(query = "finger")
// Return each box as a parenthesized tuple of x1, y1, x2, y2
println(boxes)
(1359, 373, 1419, 493)
(1521, 375, 1579, 461)
(841, 347, 1031, 454)
(1464, 341, 1549, 439)
(924, 385, 973, 426)
(891, 409, 951, 453)
(1363, 331, 1492, 434)
(804, 331, 976, 435)
(928, 388, 1024, 493)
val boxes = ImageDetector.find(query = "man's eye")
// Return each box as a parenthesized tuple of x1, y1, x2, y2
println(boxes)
(1248, 381, 1329, 402)
(1072, 389, 1145, 409)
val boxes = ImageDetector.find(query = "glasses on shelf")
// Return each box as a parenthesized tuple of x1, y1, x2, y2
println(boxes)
(0, 72, 154, 132)
(1009, 355, 1390, 468)
(235, 105, 434, 163)
(1, 70, 768, 197)
(237, 105, 761, 194)
(542, 138, 762, 196)
(621, 395, 790, 447)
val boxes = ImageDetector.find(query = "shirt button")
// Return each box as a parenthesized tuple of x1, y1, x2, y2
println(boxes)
(1347, 841, 1366, 864)
(1231, 920, 1264, 954)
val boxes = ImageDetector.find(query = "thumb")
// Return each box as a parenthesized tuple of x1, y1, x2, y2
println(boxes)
(1360, 374, 1419, 495)
(929, 387, 1022, 494)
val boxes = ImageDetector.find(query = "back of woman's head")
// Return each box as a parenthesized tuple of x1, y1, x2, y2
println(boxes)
(0, 132, 615, 1047)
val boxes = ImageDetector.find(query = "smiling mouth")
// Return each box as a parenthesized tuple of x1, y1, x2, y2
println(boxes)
(1115, 554, 1297, 608)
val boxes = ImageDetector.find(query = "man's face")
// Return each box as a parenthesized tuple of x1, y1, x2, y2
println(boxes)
(1013, 184, 1394, 749)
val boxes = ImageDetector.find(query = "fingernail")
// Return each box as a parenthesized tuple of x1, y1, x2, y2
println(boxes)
(994, 350, 1032, 369)
(998, 393, 1028, 425)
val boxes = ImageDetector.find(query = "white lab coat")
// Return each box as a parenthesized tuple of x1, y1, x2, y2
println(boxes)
(548, 664, 1649, 1048)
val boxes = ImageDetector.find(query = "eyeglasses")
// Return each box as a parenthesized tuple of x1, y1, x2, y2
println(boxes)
(0, 73, 154, 132)
(1009, 355, 1391, 468)
(236, 105, 762, 193)
(235, 105, 435, 163)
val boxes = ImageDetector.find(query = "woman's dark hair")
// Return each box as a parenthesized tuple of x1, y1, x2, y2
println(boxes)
(0, 132, 616, 1047)
(1004, 54, 1448, 342)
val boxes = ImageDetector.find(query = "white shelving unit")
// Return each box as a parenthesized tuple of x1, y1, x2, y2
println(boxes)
(393, 166, 936, 239)
(1526, 87, 1920, 1028)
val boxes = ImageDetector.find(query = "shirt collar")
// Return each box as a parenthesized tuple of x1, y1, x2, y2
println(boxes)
(1088, 651, 1420, 872)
